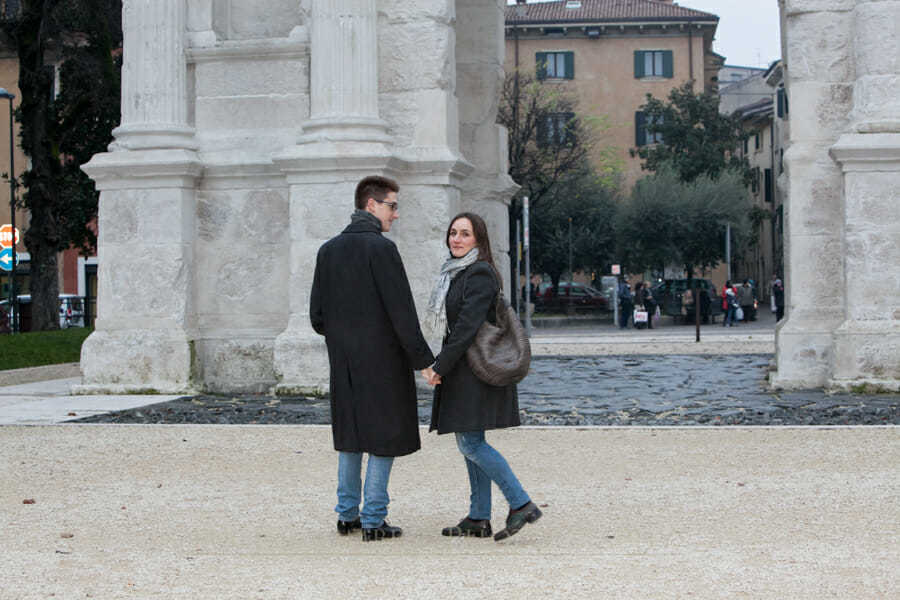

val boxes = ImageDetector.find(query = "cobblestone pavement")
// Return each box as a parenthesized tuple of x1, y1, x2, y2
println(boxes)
(77, 354, 900, 426)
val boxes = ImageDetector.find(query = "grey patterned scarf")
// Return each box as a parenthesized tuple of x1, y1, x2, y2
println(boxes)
(424, 248, 479, 337)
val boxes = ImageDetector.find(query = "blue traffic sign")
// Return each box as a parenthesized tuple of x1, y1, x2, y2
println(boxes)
(0, 247, 16, 272)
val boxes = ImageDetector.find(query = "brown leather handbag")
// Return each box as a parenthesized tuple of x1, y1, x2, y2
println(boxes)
(465, 291, 532, 386)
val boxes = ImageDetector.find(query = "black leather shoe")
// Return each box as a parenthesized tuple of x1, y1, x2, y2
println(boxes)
(493, 501, 542, 541)
(361, 521, 402, 541)
(442, 517, 492, 538)
(337, 517, 361, 535)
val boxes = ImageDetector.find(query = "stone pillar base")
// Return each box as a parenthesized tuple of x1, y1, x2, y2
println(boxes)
(829, 320, 900, 392)
(72, 329, 195, 395)
(273, 325, 330, 396)
(769, 311, 842, 390)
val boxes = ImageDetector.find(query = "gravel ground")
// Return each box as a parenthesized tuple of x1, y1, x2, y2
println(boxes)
(75, 354, 900, 427)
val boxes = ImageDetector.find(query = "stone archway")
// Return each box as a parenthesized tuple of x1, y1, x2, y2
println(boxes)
(78, 0, 514, 395)
(772, 0, 900, 391)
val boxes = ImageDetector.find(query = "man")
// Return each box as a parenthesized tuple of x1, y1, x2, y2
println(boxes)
(618, 278, 633, 329)
(738, 279, 754, 322)
(773, 276, 785, 321)
(310, 175, 434, 542)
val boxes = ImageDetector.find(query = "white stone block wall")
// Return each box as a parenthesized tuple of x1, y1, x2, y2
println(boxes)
(78, 0, 516, 394)
(773, 0, 900, 391)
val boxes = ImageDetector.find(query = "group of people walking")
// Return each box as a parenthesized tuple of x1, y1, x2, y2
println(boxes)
(617, 280, 657, 329)
(310, 176, 541, 543)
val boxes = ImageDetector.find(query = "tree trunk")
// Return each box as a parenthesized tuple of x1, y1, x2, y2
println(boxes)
(27, 237, 59, 331)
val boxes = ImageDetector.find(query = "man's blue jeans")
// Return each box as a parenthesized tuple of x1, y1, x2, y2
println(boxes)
(455, 431, 530, 521)
(723, 305, 736, 326)
(335, 451, 394, 529)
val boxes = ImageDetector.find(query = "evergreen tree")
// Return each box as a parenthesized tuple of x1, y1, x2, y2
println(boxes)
(1, 0, 121, 330)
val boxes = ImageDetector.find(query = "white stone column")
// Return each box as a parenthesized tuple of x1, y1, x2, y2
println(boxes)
(826, 0, 900, 391)
(77, 0, 201, 394)
(770, 0, 853, 389)
(300, 0, 390, 142)
(849, 0, 900, 134)
(112, 0, 196, 150)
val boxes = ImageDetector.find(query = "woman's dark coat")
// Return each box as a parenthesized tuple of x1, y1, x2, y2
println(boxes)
(430, 261, 520, 434)
(310, 217, 434, 457)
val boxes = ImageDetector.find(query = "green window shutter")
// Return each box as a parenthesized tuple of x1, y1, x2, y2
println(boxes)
(536, 52, 547, 80)
(634, 51, 644, 78)
(662, 51, 674, 78)
(564, 52, 575, 79)
(635, 111, 646, 146)
(776, 88, 785, 118)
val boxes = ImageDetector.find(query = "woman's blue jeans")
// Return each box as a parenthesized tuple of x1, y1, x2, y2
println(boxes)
(455, 431, 530, 521)
(335, 451, 394, 529)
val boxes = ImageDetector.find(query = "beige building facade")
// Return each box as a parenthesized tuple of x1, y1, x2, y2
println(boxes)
(505, 0, 722, 188)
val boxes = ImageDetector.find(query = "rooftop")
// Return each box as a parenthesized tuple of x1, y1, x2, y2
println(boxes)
(505, 0, 718, 25)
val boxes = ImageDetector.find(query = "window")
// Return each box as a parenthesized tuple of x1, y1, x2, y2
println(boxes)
(536, 52, 574, 80)
(777, 87, 789, 118)
(538, 112, 576, 146)
(635, 111, 663, 146)
(751, 167, 760, 194)
(742, 137, 749, 155)
(754, 132, 761, 151)
(634, 50, 673, 78)
(764, 168, 773, 203)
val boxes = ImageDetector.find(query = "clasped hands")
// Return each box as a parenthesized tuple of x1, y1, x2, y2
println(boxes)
(421, 366, 441, 386)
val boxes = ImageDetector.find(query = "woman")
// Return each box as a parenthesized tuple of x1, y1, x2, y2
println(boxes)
(722, 280, 738, 327)
(423, 212, 541, 542)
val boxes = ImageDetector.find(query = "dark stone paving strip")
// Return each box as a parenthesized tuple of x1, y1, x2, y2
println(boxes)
(74, 354, 900, 426)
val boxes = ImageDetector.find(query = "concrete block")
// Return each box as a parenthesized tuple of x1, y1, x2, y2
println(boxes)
(195, 95, 310, 132)
(380, 21, 454, 92)
(195, 58, 308, 97)
(785, 82, 853, 141)
(378, 0, 454, 24)
(194, 337, 277, 394)
(226, 0, 300, 40)
(783, 0, 855, 16)
(784, 11, 854, 83)
(853, 2, 900, 76)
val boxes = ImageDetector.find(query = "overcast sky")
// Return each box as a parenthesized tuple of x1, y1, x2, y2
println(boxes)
(507, 1, 783, 69)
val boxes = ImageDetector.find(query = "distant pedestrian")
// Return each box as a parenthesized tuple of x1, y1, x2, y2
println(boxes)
(738, 279, 754, 323)
(641, 282, 657, 329)
(773, 276, 785, 321)
(722, 280, 739, 327)
(310, 175, 435, 542)
(618, 279, 633, 329)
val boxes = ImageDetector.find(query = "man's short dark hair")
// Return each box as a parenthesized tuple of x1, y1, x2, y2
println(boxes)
(355, 175, 399, 210)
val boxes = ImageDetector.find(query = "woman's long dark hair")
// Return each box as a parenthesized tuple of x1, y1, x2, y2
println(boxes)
(446, 212, 501, 287)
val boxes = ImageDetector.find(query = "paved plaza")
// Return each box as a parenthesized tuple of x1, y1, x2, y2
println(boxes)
(2, 425, 898, 599)
(1, 317, 898, 598)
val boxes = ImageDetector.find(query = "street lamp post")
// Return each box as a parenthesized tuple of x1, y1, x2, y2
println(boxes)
(0, 88, 15, 334)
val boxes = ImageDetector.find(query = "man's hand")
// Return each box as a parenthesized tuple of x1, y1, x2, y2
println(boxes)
(421, 367, 441, 386)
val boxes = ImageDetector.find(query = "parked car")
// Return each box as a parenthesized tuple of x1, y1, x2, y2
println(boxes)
(652, 279, 722, 323)
(0, 294, 86, 331)
(535, 281, 609, 313)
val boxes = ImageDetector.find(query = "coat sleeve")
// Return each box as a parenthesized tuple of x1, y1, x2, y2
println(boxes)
(309, 248, 325, 336)
(432, 264, 497, 377)
(371, 241, 435, 369)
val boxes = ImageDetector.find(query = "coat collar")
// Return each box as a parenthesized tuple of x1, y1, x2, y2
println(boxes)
(343, 210, 383, 235)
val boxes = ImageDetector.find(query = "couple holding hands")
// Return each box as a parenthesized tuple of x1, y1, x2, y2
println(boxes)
(310, 176, 541, 543)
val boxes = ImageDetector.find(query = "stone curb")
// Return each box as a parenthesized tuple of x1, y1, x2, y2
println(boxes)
(0, 363, 81, 387)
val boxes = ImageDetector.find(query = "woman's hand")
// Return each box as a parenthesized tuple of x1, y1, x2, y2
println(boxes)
(421, 367, 442, 386)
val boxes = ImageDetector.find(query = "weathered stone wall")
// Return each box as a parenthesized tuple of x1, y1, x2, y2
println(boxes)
(80, 0, 512, 394)
(773, 0, 900, 391)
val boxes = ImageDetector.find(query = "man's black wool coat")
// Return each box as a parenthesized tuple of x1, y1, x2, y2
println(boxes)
(310, 216, 434, 457)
